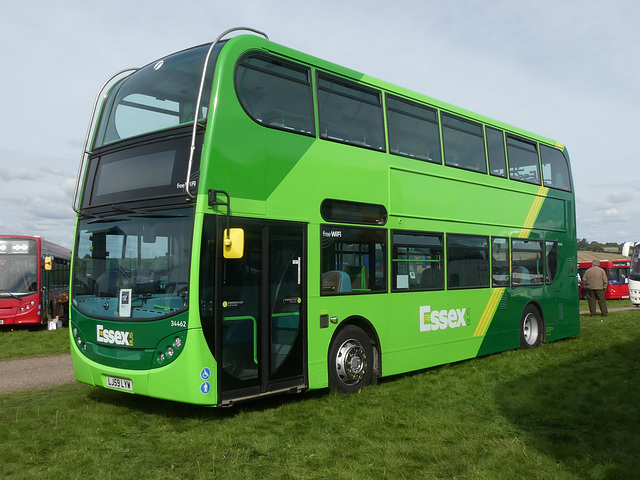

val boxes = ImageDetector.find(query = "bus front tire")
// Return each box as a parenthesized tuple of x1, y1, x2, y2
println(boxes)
(328, 325, 373, 394)
(520, 305, 542, 349)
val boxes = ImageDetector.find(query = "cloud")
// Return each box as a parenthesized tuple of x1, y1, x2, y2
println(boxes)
(0, 168, 34, 182)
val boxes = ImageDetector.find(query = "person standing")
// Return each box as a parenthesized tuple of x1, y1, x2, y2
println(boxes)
(582, 260, 609, 317)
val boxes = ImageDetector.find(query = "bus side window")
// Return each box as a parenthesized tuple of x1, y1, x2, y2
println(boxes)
(492, 237, 510, 287)
(446, 235, 490, 289)
(236, 54, 315, 136)
(386, 94, 441, 164)
(541, 144, 571, 192)
(512, 239, 544, 285)
(391, 231, 443, 291)
(320, 226, 387, 295)
(487, 127, 507, 178)
(545, 241, 558, 284)
(507, 136, 540, 185)
(442, 113, 487, 174)
(317, 73, 385, 152)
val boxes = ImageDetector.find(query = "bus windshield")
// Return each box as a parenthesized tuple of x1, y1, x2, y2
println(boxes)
(72, 209, 194, 320)
(94, 43, 222, 147)
(630, 246, 640, 281)
(0, 238, 38, 296)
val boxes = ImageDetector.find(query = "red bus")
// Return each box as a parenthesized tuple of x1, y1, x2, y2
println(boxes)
(578, 260, 630, 300)
(0, 235, 71, 327)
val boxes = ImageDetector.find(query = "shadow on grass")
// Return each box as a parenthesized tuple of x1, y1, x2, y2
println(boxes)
(496, 335, 640, 479)
(86, 384, 329, 420)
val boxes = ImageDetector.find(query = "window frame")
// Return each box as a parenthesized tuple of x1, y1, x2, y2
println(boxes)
(507, 135, 541, 186)
(511, 238, 545, 286)
(320, 225, 387, 296)
(486, 127, 507, 178)
(316, 72, 386, 152)
(446, 233, 490, 289)
(441, 113, 488, 174)
(540, 144, 572, 192)
(391, 230, 444, 292)
(491, 237, 510, 287)
(545, 240, 559, 285)
(320, 199, 387, 226)
(235, 52, 316, 137)
(386, 94, 442, 164)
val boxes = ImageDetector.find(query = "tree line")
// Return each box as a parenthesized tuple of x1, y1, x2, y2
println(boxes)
(577, 239, 623, 253)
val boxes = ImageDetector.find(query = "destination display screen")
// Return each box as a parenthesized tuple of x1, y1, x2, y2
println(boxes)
(0, 239, 35, 255)
(82, 131, 202, 207)
(94, 150, 176, 196)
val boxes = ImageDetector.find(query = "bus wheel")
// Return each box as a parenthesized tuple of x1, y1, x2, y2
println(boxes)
(520, 305, 542, 349)
(328, 325, 373, 394)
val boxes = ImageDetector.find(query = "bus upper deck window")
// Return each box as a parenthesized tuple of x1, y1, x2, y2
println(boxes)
(236, 54, 314, 136)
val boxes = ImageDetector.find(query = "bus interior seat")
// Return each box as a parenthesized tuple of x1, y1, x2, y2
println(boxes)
(262, 109, 286, 127)
(254, 93, 289, 125)
(348, 124, 368, 146)
(347, 265, 367, 290)
(513, 266, 530, 284)
(321, 271, 352, 293)
(420, 268, 443, 289)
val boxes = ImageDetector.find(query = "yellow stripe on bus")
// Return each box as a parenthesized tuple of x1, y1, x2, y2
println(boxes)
(555, 141, 564, 150)
(518, 186, 548, 237)
(474, 287, 505, 337)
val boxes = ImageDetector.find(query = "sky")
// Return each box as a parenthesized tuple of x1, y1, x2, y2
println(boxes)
(1, 0, 639, 249)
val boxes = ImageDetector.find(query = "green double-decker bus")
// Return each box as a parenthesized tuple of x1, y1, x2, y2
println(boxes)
(70, 28, 579, 406)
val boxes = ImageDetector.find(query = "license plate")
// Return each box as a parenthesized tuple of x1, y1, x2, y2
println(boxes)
(106, 376, 133, 392)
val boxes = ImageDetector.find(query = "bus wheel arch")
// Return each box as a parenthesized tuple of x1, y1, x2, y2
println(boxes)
(520, 302, 544, 349)
(328, 317, 380, 393)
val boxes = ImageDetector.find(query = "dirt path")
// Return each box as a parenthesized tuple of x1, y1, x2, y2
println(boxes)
(579, 306, 638, 315)
(0, 354, 75, 394)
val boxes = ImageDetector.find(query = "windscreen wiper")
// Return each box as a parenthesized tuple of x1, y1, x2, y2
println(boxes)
(79, 209, 100, 219)
(111, 203, 187, 218)
(112, 203, 149, 214)
(87, 216, 130, 225)
(0, 289, 20, 300)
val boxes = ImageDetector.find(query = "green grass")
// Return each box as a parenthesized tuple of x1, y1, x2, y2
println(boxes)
(2, 310, 640, 479)
(0, 326, 70, 360)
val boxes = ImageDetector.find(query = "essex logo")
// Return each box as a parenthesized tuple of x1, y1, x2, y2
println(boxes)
(96, 325, 134, 346)
(420, 306, 469, 332)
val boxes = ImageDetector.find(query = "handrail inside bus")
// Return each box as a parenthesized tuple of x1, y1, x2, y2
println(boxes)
(184, 27, 270, 199)
(72, 68, 137, 214)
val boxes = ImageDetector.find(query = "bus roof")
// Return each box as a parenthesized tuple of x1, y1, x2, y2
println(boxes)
(224, 34, 564, 150)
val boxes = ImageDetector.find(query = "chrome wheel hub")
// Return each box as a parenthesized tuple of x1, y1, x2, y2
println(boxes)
(335, 339, 367, 385)
(523, 313, 539, 345)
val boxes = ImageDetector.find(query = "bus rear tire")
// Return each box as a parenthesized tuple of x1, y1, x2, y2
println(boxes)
(328, 325, 373, 393)
(520, 304, 542, 349)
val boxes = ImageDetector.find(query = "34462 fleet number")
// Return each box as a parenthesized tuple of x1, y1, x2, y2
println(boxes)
(171, 320, 187, 328)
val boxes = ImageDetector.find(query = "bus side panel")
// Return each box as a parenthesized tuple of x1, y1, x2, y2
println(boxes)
(475, 291, 532, 357)
(305, 299, 332, 390)
(201, 44, 317, 209)
(307, 290, 497, 383)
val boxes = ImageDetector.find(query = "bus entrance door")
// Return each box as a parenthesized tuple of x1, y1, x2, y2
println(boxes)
(218, 221, 307, 404)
